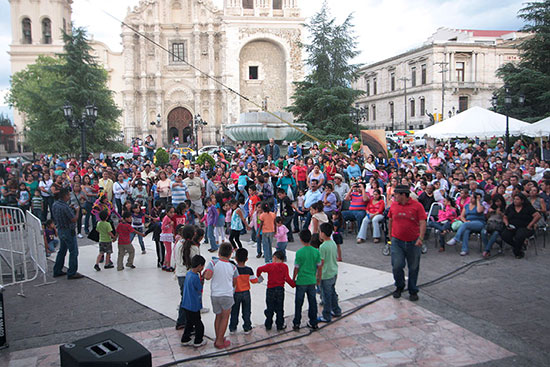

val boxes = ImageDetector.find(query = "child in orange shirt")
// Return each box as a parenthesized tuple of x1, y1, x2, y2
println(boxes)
(259, 202, 276, 263)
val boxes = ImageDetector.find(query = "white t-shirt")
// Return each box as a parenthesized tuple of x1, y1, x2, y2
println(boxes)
(39, 179, 53, 197)
(206, 258, 238, 297)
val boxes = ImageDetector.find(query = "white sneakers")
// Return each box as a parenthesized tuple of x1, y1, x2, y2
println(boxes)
(446, 238, 457, 246)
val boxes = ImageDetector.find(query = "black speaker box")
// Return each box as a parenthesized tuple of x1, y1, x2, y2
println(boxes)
(59, 329, 152, 367)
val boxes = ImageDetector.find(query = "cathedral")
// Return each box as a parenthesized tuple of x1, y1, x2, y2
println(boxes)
(8, 0, 305, 147)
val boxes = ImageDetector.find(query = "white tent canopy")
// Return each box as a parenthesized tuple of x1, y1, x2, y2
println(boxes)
(414, 106, 530, 139)
(522, 116, 550, 137)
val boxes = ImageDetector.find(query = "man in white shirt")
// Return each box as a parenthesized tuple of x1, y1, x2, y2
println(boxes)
(184, 170, 205, 216)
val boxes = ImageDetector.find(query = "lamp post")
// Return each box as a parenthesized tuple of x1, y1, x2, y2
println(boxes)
(389, 101, 395, 133)
(503, 85, 525, 155)
(63, 102, 98, 165)
(349, 105, 367, 136)
(193, 114, 207, 152)
(150, 113, 162, 146)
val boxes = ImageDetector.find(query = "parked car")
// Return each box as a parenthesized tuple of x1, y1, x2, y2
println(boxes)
(111, 146, 147, 160)
(171, 146, 196, 159)
(198, 145, 235, 157)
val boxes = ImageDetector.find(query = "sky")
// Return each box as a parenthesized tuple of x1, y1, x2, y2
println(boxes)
(0, 0, 527, 117)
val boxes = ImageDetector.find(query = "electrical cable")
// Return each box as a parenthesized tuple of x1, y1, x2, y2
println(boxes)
(84, 0, 328, 146)
(157, 255, 497, 366)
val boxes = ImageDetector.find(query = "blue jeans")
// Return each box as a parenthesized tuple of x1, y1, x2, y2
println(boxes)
(481, 229, 501, 252)
(427, 221, 451, 248)
(320, 276, 341, 321)
(53, 228, 79, 277)
(391, 237, 421, 294)
(229, 290, 252, 332)
(262, 232, 274, 263)
(130, 232, 145, 251)
(235, 186, 249, 202)
(453, 221, 485, 253)
(276, 241, 287, 260)
(47, 239, 59, 252)
(342, 210, 366, 227)
(293, 284, 318, 327)
(256, 230, 262, 256)
(207, 225, 218, 251)
(357, 214, 384, 240)
(263, 287, 284, 329)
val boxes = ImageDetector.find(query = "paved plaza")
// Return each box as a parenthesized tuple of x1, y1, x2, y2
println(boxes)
(1, 230, 550, 366)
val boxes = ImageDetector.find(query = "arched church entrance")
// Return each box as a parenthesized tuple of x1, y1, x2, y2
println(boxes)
(167, 107, 193, 144)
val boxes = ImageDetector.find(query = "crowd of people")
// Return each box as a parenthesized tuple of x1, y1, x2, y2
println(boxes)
(1, 132, 548, 344)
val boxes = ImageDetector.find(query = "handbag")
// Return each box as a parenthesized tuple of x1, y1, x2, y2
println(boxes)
(486, 220, 505, 233)
(87, 228, 100, 242)
(287, 184, 295, 201)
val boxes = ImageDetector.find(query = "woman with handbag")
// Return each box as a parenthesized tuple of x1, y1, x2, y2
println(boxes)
(481, 194, 506, 258)
(446, 192, 486, 256)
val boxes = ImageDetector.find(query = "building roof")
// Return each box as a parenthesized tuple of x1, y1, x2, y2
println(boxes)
(458, 29, 516, 37)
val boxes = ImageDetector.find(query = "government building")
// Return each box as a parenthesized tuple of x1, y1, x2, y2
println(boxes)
(352, 28, 529, 132)
(8, 0, 305, 146)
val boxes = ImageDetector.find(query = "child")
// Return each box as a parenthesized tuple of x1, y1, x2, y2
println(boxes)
(296, 189, 306, 229)
(17, 183, 30, 212)
(43, 219, 58, 257)
(174, 225, 197, 330)
(259, 202, 276, 263)
(274, 217, 289, 260)
(206, 197, 219, 253)
(229, 248, 259, 334)
(253, 204, 263, 258)
(116, 211, 145, 271)
(180, 254, 207, 348)
(256, 250, 295, 331)
(229, 199, 249, 250)
(32, 189, 43, 222)
(130, 204, 147, 254)
(160, 206, 176, 271)
(203, 242, 237, 349)
(332, 211, 344, 261)
(292, 229, 322, 330)
(317, 222, 342, 323)
(95, 210, 115, 270)
(215, 202, 228, 244)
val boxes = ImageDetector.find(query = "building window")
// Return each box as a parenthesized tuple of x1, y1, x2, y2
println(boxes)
(273, 0, 282, 9)
(22, 18, 32, 44)
(459, 96, 468, 112)
(172, 42, 185, 62)
(390, 73, 395, 92)
(420, 98, 425, 116)
(243, 0, 254, 9)
(411, 67, 417, 87)
(366, 80, 370, 96)
(42, 18, 52, 44)
(410, 99, 415, 117)
(421, 64, 427, 85)
(372, 105, 376, 121)
(389, 102, 394, 118)
(249, 66, 259, 80)
(373, 77, 377, 95)
(456, 62, 465, 82)
(365, 106, 369, 121)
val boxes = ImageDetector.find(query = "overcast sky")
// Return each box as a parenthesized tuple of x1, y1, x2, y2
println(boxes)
(0, 0, 527, 110)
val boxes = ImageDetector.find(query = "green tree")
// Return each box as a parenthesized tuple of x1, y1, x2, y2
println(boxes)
(494, 0, 550, 122)
(287, 1, 364, 140)
(0, 113, 11, 127)
(8, 27, 123, 154)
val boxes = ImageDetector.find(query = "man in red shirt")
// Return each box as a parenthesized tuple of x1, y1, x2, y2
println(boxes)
(387, 185, 427, 302)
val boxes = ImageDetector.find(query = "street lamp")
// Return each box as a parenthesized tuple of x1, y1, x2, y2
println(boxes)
(389, 101, 395, 133)
(193, 114, 207, 151)
(491, 95, 498, 112)
(503, 85, 525, 155)
(349, 105, 367, 136)
(63, 102, 98, 165)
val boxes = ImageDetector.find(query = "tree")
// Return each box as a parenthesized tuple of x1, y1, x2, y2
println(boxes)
(287, 1, 364, 140)
(494, 0, 550, 122)
(8, 27, 124, 154)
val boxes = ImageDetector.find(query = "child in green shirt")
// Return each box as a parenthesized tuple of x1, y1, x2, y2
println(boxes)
(318, 222, 342, 323)
(292, 229, 321, 330)
(95, 210, 116, 271)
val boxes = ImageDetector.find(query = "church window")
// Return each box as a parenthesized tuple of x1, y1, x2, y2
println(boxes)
(172, 42, 185, 62)
(273, 0, 282, 9)
(243, 0, 254, 9)
(42, 18, 52, 44)
(22, 18, 32, 44)
(249, 66, 259, 80)
(63, 18, 67, 33)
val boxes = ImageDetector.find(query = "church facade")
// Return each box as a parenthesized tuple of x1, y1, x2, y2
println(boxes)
(9, 0, 305, 147)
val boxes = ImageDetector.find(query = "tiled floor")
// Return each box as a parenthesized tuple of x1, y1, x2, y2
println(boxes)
(2, 297, 514, 367)
(73, 237, 395, 338)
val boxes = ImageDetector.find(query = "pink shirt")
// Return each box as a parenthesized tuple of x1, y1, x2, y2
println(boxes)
(274, 224, 289, 243)
(161, 215, 174, 234)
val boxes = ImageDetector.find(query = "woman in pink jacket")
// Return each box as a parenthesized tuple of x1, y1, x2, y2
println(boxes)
(428, 197, 459, 252)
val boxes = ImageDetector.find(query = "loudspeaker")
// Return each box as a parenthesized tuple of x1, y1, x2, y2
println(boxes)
(59, 329, 152, 367)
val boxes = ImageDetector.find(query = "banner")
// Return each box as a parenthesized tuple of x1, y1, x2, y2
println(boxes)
(360, 130, 388, 158)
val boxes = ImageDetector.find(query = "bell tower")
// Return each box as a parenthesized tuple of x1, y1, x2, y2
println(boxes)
(8, 0, 73, 134)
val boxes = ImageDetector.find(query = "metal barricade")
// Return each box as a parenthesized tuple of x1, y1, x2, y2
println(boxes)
(0, 206, 52, 297)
